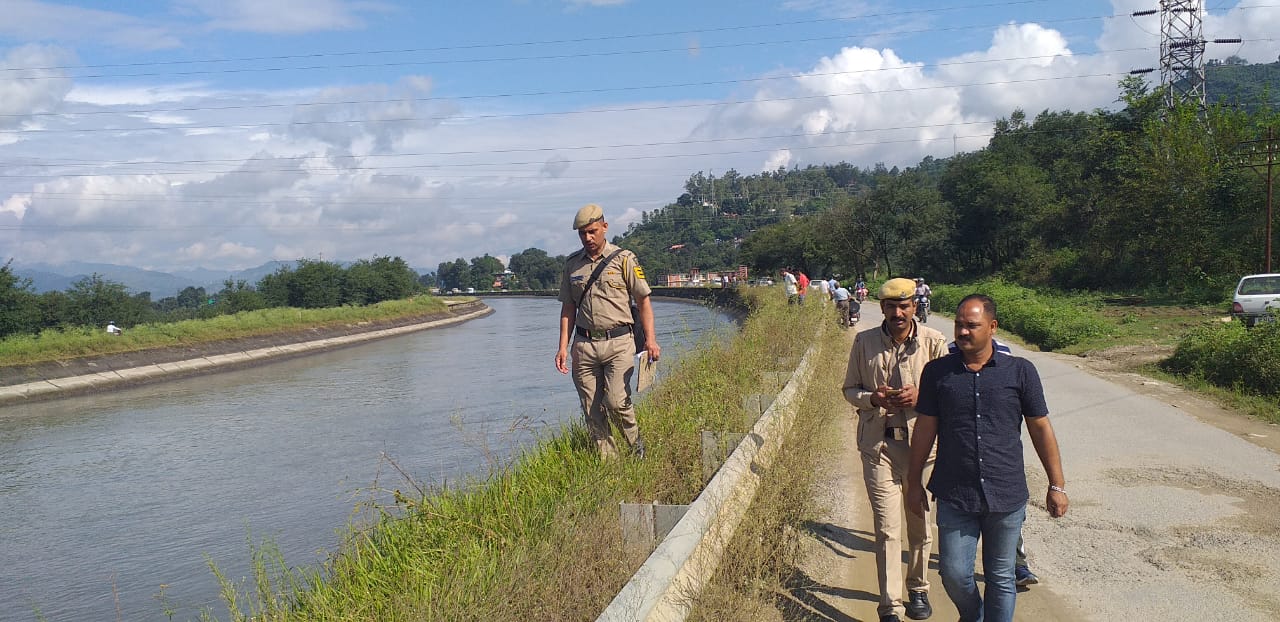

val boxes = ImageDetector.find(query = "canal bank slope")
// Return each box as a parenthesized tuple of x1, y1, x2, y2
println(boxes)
(0, 300, 492, 405)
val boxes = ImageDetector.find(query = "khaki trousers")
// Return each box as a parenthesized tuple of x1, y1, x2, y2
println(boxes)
(861, 438, 934, 618)
(571, 334, 639, 458)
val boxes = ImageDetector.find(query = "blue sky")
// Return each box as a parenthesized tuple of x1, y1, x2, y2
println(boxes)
(0, 0, 1276, 274)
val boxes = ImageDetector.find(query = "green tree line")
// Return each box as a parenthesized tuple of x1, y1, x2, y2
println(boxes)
(0, 256, 421, 340)
(614, 75, 1280, 301)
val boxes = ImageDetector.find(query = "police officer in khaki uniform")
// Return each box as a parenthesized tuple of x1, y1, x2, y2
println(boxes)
(555, 204, 660, 458)
(842, 278, 949, 622)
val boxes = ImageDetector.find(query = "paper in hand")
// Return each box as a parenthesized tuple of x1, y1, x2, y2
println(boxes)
(634, 352, 658, 392)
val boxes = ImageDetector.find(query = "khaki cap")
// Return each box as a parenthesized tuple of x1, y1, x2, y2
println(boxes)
(573, 203, 605, 230)
(879, 277, 916, 300)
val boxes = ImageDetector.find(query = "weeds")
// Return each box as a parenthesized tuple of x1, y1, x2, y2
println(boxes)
(206, 288, 828, 621)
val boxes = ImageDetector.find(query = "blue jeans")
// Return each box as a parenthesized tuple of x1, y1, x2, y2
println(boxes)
(935, 500, 1026, 622)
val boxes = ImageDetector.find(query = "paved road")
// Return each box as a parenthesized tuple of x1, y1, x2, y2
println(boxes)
(790, 299, 1280, 621)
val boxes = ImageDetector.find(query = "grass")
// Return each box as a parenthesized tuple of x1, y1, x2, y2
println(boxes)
(0, 296, 451, 367)
(687, 316, 847, 621)
(201, 288, 830, 621)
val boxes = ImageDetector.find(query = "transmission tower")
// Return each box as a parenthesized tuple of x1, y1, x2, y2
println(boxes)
(1160, 0, 1206, 109)
(1133, 1, 1240, 113)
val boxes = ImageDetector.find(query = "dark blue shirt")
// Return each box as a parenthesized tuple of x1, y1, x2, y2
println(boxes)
(916, 348, 1049, 513)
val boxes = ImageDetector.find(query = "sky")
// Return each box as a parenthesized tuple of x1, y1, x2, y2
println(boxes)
(0, 0, 1276, 274)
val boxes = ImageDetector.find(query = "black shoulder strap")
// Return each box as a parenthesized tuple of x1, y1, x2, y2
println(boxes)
(576, 248, 626, 309)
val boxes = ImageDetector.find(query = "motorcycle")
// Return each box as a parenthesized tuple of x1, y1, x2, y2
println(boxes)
(914, 295, 930, 323)
(848, 301, 861, 327)
(854, 285, 868, 302)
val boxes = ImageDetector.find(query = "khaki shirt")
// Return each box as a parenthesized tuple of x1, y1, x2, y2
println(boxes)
(842, 321, 949, 455)
(558, 243, 652, 330)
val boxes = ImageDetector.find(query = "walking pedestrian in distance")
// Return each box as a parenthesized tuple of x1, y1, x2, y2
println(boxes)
(554, 203, 660, 459)
(907, 294, 1068, 622)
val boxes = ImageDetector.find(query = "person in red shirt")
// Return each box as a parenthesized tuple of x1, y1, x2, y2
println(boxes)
(797, 271, 810, 305)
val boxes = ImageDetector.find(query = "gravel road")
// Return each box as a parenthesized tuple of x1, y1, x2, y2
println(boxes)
(788, 300, 1280, 621)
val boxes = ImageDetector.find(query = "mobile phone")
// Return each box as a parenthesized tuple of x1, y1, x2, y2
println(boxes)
(884, 388, 903, 397)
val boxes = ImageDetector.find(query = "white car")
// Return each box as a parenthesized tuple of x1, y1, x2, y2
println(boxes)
(1231, 273, 1280, 326)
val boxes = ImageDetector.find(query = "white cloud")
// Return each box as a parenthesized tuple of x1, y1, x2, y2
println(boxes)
(179, 0, 388, 33)
(0, 1, 181, 50)
(179, 241, 261, 262)
(67, 83, 219, 107)
(763, 149, 793, 171)
(0, 45, 75, 130)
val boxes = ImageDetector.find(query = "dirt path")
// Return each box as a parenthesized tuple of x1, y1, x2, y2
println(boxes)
(783, 309, 1084, 621)
(786, 299, 1280, 621)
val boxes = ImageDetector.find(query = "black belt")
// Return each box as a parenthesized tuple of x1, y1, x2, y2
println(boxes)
(576, 324, 632, 341)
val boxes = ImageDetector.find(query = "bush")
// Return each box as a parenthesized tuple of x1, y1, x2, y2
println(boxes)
(1162, 320, 1280, 397)
(932, 278, 1107, 350)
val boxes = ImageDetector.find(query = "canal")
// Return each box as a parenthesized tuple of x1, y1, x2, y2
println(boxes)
(0, 297, 734, 621)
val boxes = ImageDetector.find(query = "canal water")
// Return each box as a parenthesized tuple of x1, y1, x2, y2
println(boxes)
(0, 297, 733, 622)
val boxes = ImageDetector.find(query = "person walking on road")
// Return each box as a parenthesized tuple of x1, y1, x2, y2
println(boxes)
(555, 203, 661, 459)
(907, 294, 1068, 622)
(842, 277, 950, 622)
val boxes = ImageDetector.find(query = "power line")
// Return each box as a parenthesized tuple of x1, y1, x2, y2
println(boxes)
(0, 0, 1069, 75)
(12, 4, 1254, 81)
(2, 120, 1000, 169)
(0, 69, 1146, 137)
(0, 46, 1166, 122)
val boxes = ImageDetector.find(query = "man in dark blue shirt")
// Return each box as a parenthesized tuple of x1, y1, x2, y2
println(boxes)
(906, 294, 1067, 622)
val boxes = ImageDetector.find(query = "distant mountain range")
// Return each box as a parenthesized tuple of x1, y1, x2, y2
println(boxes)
(11, 260, 305, 298)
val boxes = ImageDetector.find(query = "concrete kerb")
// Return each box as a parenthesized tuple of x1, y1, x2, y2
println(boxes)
(596, 340, 820, 622)
(0, 305, 494, 407)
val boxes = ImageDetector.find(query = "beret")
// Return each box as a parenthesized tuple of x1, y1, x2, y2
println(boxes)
(573, 203, 604, 230)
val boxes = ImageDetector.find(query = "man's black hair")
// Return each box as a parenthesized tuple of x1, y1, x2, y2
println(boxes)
(956, 293, 997, 320)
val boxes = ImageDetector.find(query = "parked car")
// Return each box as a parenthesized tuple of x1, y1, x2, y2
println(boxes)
(1231, 273, 1280, 326)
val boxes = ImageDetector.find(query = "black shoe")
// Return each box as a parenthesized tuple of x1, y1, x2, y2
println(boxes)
(879, 615, 901, 622)
(905, 591, 932, 620)
(1015, 565, 1039, 586)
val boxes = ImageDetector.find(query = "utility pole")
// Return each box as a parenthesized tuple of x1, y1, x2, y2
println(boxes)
(1234, 128, 1280, 271)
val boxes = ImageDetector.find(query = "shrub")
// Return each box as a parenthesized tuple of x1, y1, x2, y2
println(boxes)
(1162, 320, 1280, 397)
(932, 278, 1107, 350)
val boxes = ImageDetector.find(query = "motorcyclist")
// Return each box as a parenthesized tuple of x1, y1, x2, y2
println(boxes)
(854, 276, 868, 302)
(913, 278, 932, 322)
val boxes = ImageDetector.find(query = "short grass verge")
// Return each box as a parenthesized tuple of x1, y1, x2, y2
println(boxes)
(0, 295, 451, 367)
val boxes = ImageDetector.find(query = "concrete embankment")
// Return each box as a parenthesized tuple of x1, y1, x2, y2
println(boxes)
(0, 301, 493, 407)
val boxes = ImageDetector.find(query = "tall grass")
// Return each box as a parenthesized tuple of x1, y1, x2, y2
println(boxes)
(206, 288, 828, 621)
(932, 278, 1107, 350)
(0, 296, 448, 367)
(687, 316, 846, 620)
(1161, 319, 1280, 400)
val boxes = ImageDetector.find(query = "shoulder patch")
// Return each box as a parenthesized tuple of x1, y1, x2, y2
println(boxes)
(634, 265, 646, 280)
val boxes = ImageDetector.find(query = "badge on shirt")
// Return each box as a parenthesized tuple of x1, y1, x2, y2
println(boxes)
(634, 265, 646, 280)
(571, 275, 585, 283)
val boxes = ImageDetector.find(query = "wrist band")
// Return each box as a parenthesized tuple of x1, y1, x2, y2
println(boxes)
(1048, 485, 1067, 494)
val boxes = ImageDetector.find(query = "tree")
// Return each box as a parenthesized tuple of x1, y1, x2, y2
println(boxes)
(0, 261, 41, 338)
(468, 254, 504, 290)
(64, 274, 149, 328)
(216, 279, 265, 313)
(508, 247, 563, 290)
